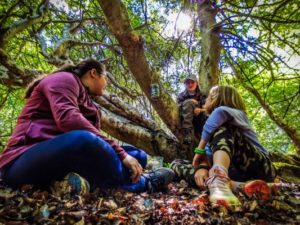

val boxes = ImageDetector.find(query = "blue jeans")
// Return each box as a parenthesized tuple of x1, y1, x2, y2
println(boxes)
(2, 130, 148, 193)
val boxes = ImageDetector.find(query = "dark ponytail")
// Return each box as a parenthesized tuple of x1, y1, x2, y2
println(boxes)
(25, 58, 106, 98)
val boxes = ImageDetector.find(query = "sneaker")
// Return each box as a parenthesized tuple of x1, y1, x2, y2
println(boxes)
(206, 166, 241, 208)
(243, 180, 277, 201)
(51, 172, 90, 196)
(144, 168, 175, 193)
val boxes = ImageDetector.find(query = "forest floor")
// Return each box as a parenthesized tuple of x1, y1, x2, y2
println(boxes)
(0, 178, 299, 225)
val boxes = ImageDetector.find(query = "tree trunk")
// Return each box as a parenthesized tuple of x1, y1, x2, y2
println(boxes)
(197, 0, 221, 94)
(97, 0, 181, 138)
(269, 151, 300, 183)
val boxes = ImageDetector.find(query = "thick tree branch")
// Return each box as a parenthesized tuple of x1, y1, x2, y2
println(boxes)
(98, 105, 180, 162)
(197, 0, 221, 93)
(97, 0, 181, 137)
(95, 93, 158, 131)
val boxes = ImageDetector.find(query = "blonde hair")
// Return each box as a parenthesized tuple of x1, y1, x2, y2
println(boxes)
(205, 85, 246, 114)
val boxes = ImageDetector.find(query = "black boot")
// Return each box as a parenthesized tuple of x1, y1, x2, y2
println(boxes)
(144, 168, 175, 193)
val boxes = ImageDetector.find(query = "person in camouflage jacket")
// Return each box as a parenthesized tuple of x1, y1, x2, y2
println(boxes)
(176, 75, 207, 144)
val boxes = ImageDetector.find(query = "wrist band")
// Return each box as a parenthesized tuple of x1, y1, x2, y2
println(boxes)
(194, 165, 210, 173)
(194, 147, 206, 154)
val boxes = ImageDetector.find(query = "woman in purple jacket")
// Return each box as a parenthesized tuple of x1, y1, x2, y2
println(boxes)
(0, 58, 174, 193)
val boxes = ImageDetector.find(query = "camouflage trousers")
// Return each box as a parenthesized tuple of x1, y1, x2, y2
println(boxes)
(180, 99, 206, 131)
(171, 125, 277, 185)
(180, 99, 197, 130)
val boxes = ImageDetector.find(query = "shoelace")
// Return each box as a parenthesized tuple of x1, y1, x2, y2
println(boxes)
(206, 172, 231, 190)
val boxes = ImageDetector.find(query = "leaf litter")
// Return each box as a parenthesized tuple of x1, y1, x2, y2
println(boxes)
(0, 179, 299, 224)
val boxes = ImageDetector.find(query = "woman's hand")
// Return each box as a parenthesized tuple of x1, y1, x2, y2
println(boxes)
(194, 168, 209, 188)
(190, 99, 199, 105)
(122, 155, 143, 183)
(193, 153, 210, 188)
(194, 107, 204, 116)
(192, 154, 203, 168)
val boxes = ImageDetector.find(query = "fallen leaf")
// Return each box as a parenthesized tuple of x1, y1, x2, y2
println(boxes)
(249, 200, 258, 211)
(103, 199, 118, 210)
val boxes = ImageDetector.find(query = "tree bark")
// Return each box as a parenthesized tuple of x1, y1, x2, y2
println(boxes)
(97, 0, 181, 137)
(197, 0, 221, 94)
(95, 94, 158, 131)
(95, 102, 180, 162)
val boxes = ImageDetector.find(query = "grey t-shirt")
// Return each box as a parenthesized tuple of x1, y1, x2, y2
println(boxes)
(201, 106, 268, 154)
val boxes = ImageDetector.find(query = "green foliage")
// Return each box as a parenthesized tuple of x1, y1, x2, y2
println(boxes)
(0, 86, 24, 151)
(222, 78, 295, 153)
(0, 0, 299, 153)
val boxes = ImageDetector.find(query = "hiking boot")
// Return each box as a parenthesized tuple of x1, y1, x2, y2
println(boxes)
(182, 128, 194, 145)
(51, 172, 90, 196)
(206, 166, 241, 208)
(144, 168, 175, 193)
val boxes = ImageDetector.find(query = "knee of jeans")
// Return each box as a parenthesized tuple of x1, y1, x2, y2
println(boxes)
(67, 130, 98, 150)
(122, 146, 148, 168)
(131, 150, 147, 169)
(138, 151, 147, 168)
